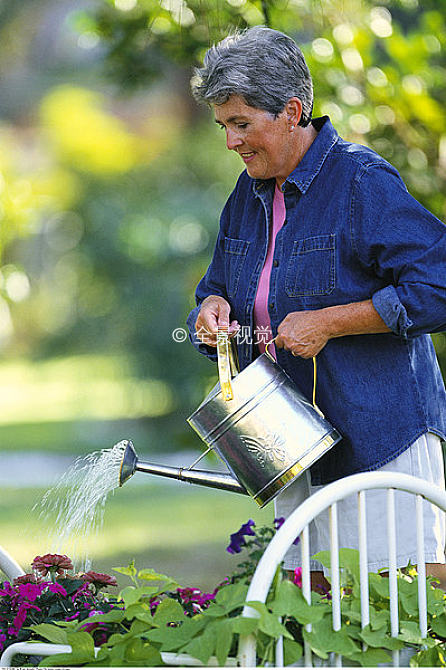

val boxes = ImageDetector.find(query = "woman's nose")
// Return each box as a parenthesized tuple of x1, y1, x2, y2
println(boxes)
(226, 128, 242, 151)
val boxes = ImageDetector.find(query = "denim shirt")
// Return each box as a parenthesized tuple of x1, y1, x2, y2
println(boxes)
(187, 116, 446, 485)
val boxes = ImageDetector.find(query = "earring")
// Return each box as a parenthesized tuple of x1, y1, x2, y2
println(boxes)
(290, 125, 295, 132)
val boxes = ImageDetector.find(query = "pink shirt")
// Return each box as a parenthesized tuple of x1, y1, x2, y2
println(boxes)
(253, 183, 286, 356)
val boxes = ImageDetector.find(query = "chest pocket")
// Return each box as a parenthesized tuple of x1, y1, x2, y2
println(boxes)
(224, 237, 250, 298)
(285, 234, 336, 297)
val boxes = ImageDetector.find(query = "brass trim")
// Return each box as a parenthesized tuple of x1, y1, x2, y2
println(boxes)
(253, 434, 337, 507)
(254, 462, 304, 506)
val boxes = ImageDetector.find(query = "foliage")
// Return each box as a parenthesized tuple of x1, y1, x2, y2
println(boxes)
(4, 522, 444, 667)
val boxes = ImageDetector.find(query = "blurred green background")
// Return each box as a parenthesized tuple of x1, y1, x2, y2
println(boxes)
(0, 0, 445, 589)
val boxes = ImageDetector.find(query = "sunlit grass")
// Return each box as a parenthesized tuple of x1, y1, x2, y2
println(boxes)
(0, 482, 273, 590)
(0, 355, 174, 425)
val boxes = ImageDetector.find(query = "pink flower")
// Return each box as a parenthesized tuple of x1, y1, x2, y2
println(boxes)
(11, 602, 41, 634)
(293, 567, 303, 588)
(32, 554, 73, 577)
(0, 583, 16, 598)
(47, 582, 68, 597)
(17, 582, 45, 603)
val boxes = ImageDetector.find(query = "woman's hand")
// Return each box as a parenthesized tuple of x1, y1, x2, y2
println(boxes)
(275, 301, 390, 359)
(275, 310, 330, 359)
(195, 295, 239, 347)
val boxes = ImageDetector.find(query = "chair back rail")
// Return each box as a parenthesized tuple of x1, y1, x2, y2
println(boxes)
(238, 472, 446, 667)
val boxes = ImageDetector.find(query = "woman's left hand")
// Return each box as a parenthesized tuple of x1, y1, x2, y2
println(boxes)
(275, 310, 330, 359)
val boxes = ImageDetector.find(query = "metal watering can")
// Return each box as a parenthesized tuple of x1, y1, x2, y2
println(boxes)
(119, 330, 341, 507)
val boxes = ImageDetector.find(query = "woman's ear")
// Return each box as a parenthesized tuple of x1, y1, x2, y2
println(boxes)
(285, 97, 303, 129)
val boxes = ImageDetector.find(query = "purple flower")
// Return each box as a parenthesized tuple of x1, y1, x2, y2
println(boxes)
(177, 587, 215, 607)
(0, 583, 16, 598)
(17, 582, 45, 603)
(11, 602, 41, 634)
(293, 567, 302, 588)
(149, 598, 161, 615)
(47, 583, 68, 598)
(226, 520, 256, 554)
(0, 633, 6, 652)
(274, 517, 301, 546)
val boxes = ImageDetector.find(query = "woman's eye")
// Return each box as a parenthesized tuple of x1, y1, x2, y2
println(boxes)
(238, 123, 248, 129)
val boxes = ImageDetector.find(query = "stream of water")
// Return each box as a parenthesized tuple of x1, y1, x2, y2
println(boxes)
(33, 440, 128, 570)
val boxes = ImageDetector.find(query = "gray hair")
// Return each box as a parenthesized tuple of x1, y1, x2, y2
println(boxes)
(191, 26, 313, 126)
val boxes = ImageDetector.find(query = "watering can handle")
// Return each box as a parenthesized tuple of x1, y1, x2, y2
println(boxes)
(265, 338, 325, 418)
(217, 327, 239, 401)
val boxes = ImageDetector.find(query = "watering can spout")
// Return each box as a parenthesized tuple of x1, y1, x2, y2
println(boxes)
(118, 440, 248, 495)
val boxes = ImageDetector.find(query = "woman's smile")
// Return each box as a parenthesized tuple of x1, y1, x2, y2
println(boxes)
(213, 95, 293, 183)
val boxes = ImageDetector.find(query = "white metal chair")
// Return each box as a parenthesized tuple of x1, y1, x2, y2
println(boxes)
(0, 544, 24, 582)
(238, 471, 446, 667)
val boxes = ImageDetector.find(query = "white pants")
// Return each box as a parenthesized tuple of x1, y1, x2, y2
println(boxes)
(274, 433, 446, 572)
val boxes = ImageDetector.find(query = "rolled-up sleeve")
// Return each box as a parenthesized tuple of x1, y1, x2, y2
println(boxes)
(351, 163, 446, 338)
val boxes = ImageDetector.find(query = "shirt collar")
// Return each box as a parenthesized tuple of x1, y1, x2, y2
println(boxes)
(252, 116, 339, 197)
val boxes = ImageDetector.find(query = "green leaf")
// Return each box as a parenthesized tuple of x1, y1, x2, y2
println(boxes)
(182, 623, 216, 665)
(214, 581, 249, 614)
(312, 548, 360, 583)
(215, 619, 234, 667)
(78, 608, 125, 625)
(283, 638, 303, 665)
(303, 617, 360, 657)
(39, 653, 82, 667)
(431, 615, 446, 638)
(146, 616, 206, 651)
(66, 630, 96, 658)
(129, 618, 152, 636)
(346, 647, 393, 666)
(152, 598, 187, 626)
(123, 602, 153, 622)
(230, 616, 258, 636)
(124, 638, 163, 666)
(270, 580, 327, 625)
(359, 624, 405, 651)
(368, 572, 390, 599)
(114, 560, 138, 582)
(40, 631, 97, 666)
(398, 621, 426, 645)
(246, 602, 294, 640)
(138, 567, 180, 588)
(121, 584, 159, 607)
(28, 622, 69, 644)
(411, 645, 445, 667)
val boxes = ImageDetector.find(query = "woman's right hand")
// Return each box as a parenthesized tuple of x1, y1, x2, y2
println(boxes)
(194, 295, 239, 347)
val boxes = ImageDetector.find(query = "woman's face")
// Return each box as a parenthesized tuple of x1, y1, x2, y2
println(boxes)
(213, 95, 296, 185)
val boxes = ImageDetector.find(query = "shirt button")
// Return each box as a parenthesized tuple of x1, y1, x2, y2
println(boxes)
(269, 302, 274, 309)
(273, 259, 279, 267)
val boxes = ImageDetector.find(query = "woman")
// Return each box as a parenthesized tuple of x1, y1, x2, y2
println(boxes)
(186, 26, 446, 588)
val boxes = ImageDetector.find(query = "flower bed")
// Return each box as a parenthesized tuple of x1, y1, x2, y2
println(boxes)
(0, 521, 445, 667)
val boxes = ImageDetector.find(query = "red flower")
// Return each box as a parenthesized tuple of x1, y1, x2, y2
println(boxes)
(13, 574, 40, 586)
(31, 554, 73, 576)
(81, 572, 117, 589)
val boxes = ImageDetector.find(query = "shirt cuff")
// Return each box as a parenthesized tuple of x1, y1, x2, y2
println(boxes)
(372, 285, 413, 338)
